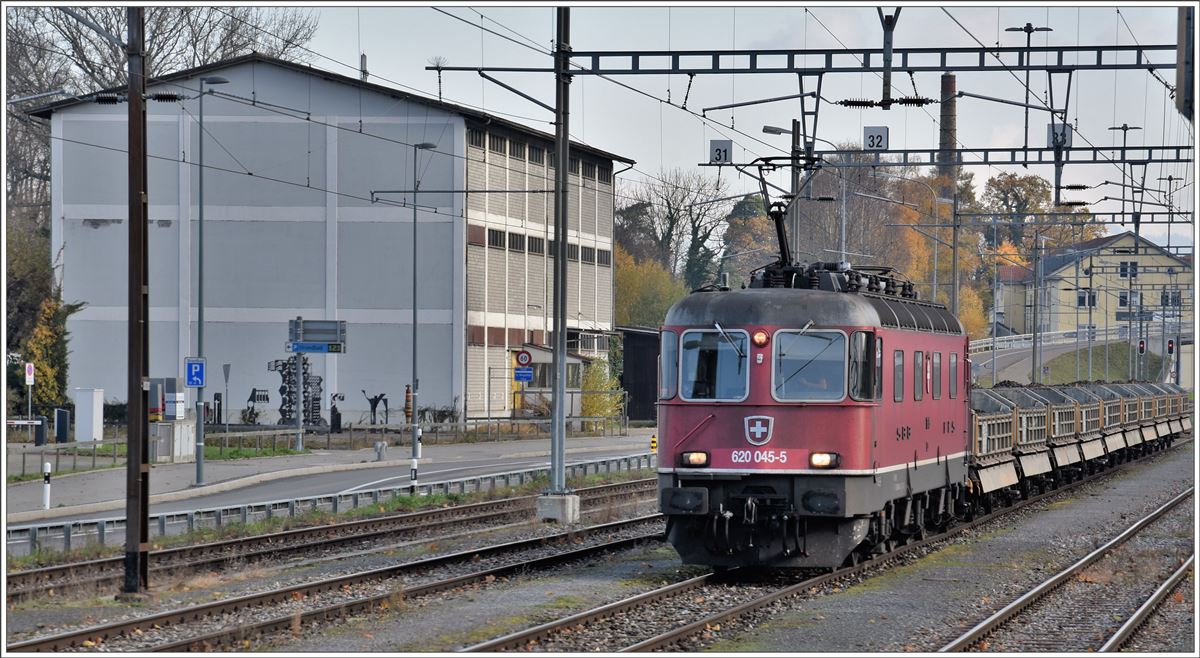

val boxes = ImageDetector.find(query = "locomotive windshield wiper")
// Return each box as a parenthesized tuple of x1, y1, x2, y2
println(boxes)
(713, 322, 745, 360)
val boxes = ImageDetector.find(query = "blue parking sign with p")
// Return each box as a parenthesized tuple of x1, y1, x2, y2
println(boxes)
(185, 357, 206, 387)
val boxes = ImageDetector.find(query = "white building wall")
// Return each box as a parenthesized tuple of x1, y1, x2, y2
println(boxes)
(53, 60, 466, 421)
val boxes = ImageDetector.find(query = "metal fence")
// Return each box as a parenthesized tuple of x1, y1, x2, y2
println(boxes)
(5, 452, 658, 556)
(9, 439, 126, 479)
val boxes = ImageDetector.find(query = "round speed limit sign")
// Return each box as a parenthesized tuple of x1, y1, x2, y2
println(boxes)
(515, 350, 533, 367)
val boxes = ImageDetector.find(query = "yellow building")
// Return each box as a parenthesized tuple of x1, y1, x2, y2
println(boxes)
(993, 232, 1192, 383)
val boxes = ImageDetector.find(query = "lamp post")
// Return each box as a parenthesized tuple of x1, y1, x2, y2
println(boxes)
(195, 74, 228, 487)
(1005, 22, 1052, 163)
(410, 141, 437, 495)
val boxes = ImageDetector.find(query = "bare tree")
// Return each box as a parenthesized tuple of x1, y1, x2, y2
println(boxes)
(4, 6, 319, 358)
(620, 169, 731, 289)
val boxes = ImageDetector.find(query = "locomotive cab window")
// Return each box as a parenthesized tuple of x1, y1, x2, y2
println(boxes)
(849, 331, 875, 401)
(893, 350, 904, 402)
(659, 330, 678, 400)
(773, 330, 845, 402)
(680, 329, 748, 401)
(912, 351, 924, 401)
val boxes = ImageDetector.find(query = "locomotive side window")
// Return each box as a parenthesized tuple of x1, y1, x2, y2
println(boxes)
(932, 352, 942, 400)
(680, 330, 748, 401)
(659, 330, 678, 400)
(893, 350, 904, 402)
(950, 353, 959, 398)
(773, 331, 845, 401)
(875, 337, 883, 400)
(848, 331, 874, 401)
(913, 351, 924, 401)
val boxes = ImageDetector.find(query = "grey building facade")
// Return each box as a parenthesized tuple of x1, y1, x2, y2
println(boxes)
(35, 54, 630, 423)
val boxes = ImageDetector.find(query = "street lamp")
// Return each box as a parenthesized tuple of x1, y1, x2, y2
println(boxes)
(195, 74, 228, 487)
(1005, 22, 1052, 162)
(410, 141, 437, 495)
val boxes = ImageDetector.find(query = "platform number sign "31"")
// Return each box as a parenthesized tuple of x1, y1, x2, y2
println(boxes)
(709, 139, 733, 164)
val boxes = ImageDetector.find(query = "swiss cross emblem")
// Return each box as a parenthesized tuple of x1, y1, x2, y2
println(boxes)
(744, 416, 774, 446)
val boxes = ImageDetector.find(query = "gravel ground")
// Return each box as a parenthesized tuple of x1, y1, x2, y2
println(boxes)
(1122, 570, 1196, 653)
(691, 440, 1196, 653)
(5, 498, 658, 647)
(260, 535, 705, 652)
(972, 499, 1193, 652)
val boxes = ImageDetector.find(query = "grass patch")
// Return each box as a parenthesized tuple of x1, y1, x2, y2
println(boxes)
(1044, 341, 1164, 384)
(6, 467, 654, 571)
(203, 445, 305, 460)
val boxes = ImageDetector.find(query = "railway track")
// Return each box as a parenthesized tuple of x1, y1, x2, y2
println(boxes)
(5, 516, 665, 652)
(462, 440, 1194, 652)
(1099, 554, 1195, 652)
(938, 488, 1194, 653)
(6, 478, 655, 604)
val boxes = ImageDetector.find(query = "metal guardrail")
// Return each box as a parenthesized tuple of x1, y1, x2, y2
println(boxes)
(969, 328, 1192, 355)
(4, 452, 658, 556)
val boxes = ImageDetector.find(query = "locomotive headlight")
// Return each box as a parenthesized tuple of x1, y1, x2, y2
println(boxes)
(809, 452, 840, 469)
(680, 451, 709, 467)
(752, 330, 769, 347)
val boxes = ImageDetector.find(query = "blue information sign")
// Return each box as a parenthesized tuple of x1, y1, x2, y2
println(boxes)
(185, 357, 206, 387)
(514, 366, 534, 382)
(287, 341, 344, 353)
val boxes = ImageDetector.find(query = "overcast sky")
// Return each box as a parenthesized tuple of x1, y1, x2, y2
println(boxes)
(308, 3, 1194, 249)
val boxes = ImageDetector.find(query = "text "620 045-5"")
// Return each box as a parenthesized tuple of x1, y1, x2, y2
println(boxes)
(731, 450, 789, 464)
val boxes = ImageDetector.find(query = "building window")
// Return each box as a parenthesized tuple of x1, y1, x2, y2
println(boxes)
(569, 156, 580, 174)
(488, 134, 506, 154)
(1076, 290, 1097, 307)
(598, 165, 612, 184)
(528, 236, 545, 255)
(1119, 261, 1138, 278)
(582, 162, 596, 179)
(548, 152, 557, 169)
(567, 243, 580, 261)
(581, 246, 596, 263)
(529, 145, 545, 165)
(487, 228, 505, 249)
(467, 128, 485, 148)
(597, 249, 611, 267)
(508, 232, 525, 252)
(548, 239, 557, 258)
(509, 142, 526, 160)
(1119, 291, 1141, 307)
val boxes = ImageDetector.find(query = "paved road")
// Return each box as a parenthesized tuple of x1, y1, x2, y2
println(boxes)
(6, 432, 654, 526)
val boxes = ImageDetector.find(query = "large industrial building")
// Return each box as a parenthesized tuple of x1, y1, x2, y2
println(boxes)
(34, 53, 632, 423)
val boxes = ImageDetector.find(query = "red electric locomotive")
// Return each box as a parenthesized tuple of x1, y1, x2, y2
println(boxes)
(658, 203, 971, 568)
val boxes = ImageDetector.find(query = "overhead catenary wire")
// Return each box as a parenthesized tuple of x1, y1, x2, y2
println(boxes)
(941, 7, 1182, 214)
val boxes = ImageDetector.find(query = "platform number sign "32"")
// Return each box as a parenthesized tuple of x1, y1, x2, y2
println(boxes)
(709, 139, 733, 164)
(863, 126, 889, 150)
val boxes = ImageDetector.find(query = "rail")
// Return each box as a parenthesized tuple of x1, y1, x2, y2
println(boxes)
(5, 452, 658, 556)
(938, 487, 1194, 652)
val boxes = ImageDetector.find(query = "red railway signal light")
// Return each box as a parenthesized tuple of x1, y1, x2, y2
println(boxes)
(1137, 339, 1146, 355)
(1167, 339, 1175, 355)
